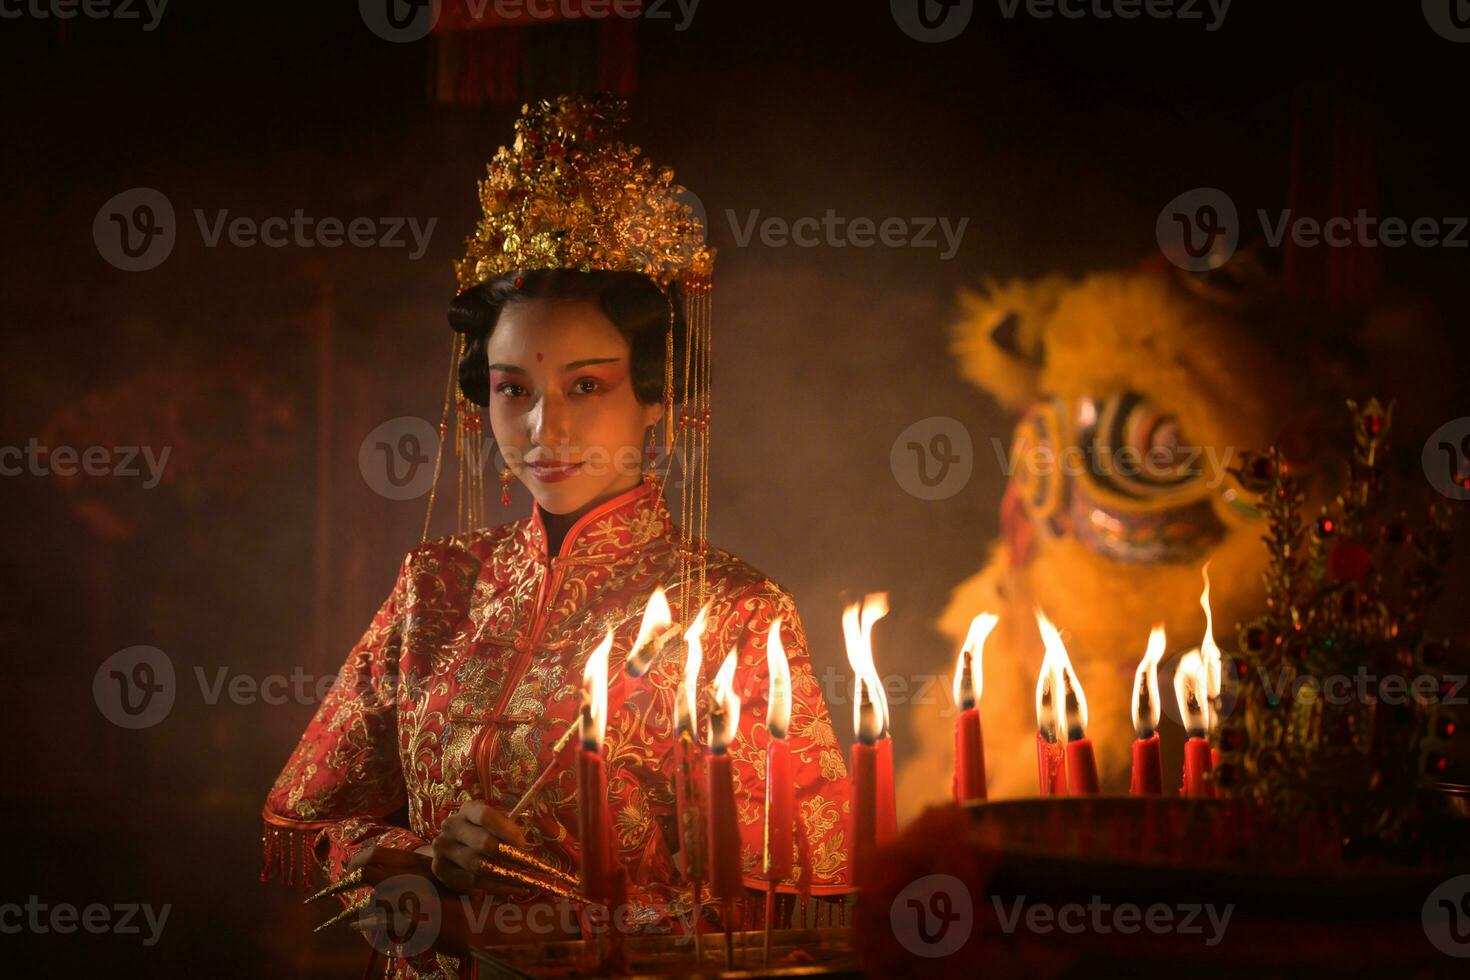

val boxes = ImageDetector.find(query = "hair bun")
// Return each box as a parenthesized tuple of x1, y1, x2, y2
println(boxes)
(448, 282, 498, 338)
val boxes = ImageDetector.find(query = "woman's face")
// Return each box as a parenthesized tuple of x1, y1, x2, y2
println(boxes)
(485, 298, 664, 516)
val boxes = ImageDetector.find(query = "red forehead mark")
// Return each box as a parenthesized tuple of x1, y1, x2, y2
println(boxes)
(535, 351, 544, 362)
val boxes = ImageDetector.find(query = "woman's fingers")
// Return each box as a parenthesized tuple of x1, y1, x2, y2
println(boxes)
(481, 808, 530, 848)
(431, 835, 481, 892)
(458, 800, 529, 848)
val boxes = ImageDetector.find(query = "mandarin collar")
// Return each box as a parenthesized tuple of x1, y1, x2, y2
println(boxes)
(525, 476, 671, 564)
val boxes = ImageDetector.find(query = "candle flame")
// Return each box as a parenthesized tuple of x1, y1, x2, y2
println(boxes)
(709, 649, 741, 751)
(1174, 648, 1209, 738)
(765, 618, 791, 740)
(581, 628, 613, 749)
(676, 603, 710, 737)
(952, 612, 998, 710)
(1131, 624, 1168, 739)
(626, 585, 675, 677)
(842, 592, 890, 740)
(1198, 563, 1221, 730)
(1035, 609, 1087, 740)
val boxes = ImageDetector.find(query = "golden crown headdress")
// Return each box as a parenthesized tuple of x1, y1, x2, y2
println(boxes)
(455, 95, 714, 290)
(427, 95, 715, 617)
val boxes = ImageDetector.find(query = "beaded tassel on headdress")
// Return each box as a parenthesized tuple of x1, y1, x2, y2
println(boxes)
(422, 94, 716, 618)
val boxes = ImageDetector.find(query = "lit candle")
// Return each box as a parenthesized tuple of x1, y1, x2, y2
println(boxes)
(1174, 649, 1215, 797)
(1037, 611, 1099, 796)
(843, 595, 886, 888)
(705, 650, 745, 904)
(1129, 625, 1167, 796)
(762, 619, 795, 886)
(625, 585, 681, 678)
(762, 619, 794, 965)
(673, 605, 710, 890)
(578, 629, 615, 904)
(1034, 616, 1068, 796)
(952, 613, 997, 803)
(1198, 564, 1223, 768)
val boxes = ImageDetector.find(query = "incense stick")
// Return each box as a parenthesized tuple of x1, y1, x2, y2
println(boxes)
(507, 723, 578, 819)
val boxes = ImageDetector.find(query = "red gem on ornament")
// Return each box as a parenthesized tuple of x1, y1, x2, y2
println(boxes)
(1316, 516, 1335, 536)
(1365, 414, 1384, 436)
(1327, 540, 1372, 583)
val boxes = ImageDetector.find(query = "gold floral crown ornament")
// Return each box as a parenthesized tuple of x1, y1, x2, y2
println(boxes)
(424, 95, 716, 619)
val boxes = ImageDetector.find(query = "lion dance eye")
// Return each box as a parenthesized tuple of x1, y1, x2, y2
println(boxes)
(1081, 391, 1201, 500)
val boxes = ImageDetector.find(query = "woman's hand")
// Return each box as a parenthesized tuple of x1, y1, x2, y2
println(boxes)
(429, 800, 530, 892)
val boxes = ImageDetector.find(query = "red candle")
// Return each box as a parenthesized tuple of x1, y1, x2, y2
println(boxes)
(1182, 736, 1215, 798)
(1130, 733, 1163, 795)
(876, 735, 897, 840)
(1130, 626, 1167, 796)
(1035, 731, 1067, 795)
(1033, 611, 1075, 796)
(578, 631, 615, 903)
(763, 621, 796, 884)
(952, 613, 995, 803)
(706, 651, 745, 903)
(1174, 649, 1215, 798)
(706, 749, 744, 901)
(764, 738, 795, 882)
(1065, 737, 1100, 795)
(850, 736, 879, 889)
(577, 748, 611, 902)
(954, 707, 987, 802)
(842, 593, 889, 884)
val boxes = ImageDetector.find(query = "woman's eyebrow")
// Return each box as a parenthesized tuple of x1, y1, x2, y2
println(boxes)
(487, 357, 622, 374)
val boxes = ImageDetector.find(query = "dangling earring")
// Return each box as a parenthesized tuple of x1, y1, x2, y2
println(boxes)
(645, 426, 658, 471)
(501, 467, 513, 507)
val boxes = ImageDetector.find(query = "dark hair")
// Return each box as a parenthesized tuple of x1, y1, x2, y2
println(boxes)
(449, 269, 686, 407)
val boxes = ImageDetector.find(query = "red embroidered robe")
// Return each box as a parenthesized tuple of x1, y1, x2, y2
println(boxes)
(262, 478, 852, 971)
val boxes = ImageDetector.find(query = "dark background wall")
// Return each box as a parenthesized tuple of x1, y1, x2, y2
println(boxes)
(2, 1, 1467, 974)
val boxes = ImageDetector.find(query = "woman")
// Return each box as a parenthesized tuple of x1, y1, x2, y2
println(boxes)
(261, 97, 852, 975)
